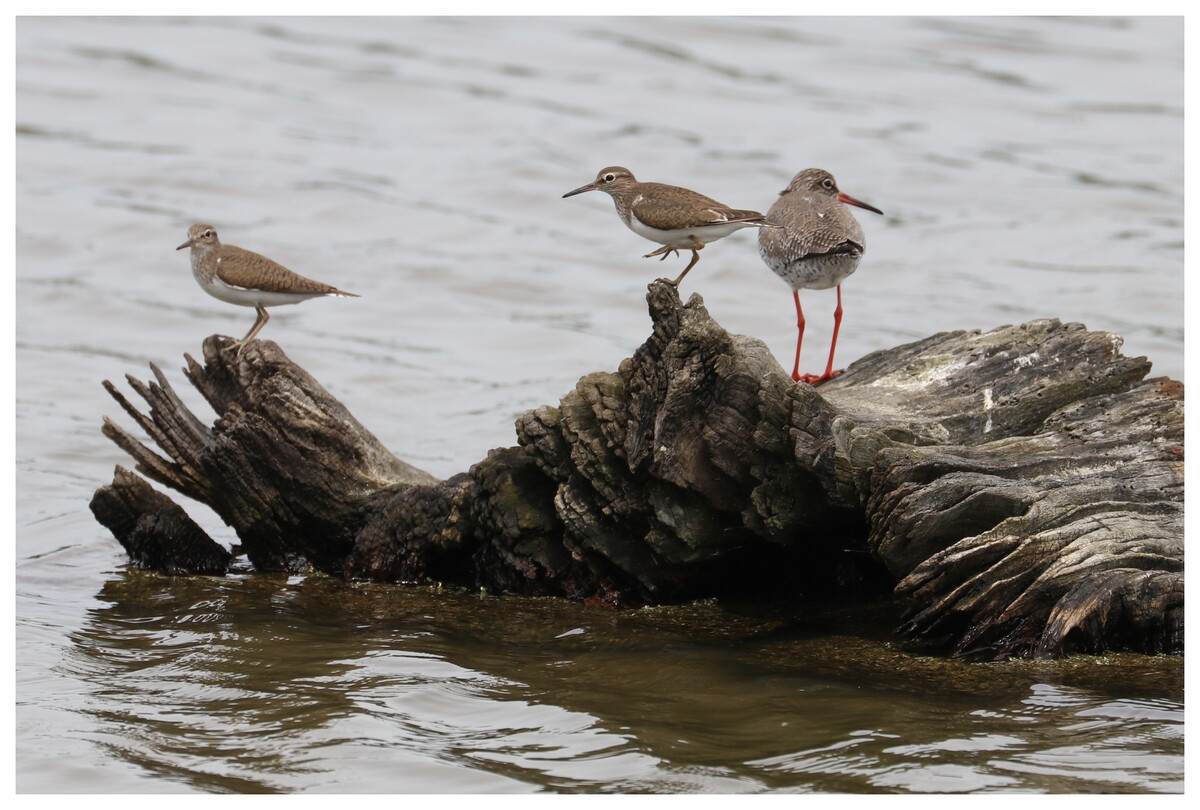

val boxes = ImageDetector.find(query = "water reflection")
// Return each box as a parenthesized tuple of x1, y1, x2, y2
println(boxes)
(66, 572, 1182, 793)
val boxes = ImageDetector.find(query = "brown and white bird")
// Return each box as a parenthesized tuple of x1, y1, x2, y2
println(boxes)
(176, 224, 359, 355)
(757, 169, 883, 384)
(563, 166, 773, 286)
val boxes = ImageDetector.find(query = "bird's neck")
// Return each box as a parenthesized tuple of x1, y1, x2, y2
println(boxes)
(190, 247, 218, 278)
(606, 186, 638, 218)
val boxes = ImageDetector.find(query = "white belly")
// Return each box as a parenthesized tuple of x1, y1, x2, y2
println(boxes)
(627, 216, 753, 247)
(193, 264, 323, 308)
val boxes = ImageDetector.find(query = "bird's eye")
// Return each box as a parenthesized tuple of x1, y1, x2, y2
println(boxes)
(604, 173, 616, 182)
(821, 178, 834, 190)
(203, 230, 213, 238)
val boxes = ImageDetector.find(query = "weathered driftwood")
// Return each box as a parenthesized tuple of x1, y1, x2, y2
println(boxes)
(91, 282, 1183, 660)
(97, 345, 437, 574)
(90, 465, 232, 575)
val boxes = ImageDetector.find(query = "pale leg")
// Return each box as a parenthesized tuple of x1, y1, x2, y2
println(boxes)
(644, 236, 705, 287)
(229, 304, 269, 356)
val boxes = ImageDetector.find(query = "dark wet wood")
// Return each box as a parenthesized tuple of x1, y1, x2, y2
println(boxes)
(99, 336, 437, 573)
(93, 284, 1184, 660)
(89, 465, 232, 575)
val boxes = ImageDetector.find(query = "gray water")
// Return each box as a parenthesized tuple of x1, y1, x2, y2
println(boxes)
(14, 16, 1183, 794)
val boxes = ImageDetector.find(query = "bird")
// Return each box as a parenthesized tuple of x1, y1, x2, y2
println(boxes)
(757, 169, 883, 385)
(176, 224, 359, 355)
(563, 166, 773, 287)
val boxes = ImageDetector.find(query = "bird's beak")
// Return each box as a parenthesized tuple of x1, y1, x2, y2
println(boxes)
(176, 238, 194, 250)
(562, 181, 599, 198)
(836, 192, 884, 216)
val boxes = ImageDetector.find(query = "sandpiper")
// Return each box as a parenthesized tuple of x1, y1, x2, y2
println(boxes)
(758, 169, 883, 385)
(176, 224, 359, 355)
(563, 166, 773, 286)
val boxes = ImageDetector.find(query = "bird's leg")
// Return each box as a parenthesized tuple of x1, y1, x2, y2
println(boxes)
(645, 235, 705, 263)
(668, 251, 701, 286)
(228, 305, 270, 357)
(791, 290, 806, 382)
(644, 244, 681, 261)
(665, 237, 706, 287)
(819, 284, 845, 381)
(798, 285, 844, 385)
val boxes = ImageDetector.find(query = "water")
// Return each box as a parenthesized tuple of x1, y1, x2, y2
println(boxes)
(14, 16, 1183, 793)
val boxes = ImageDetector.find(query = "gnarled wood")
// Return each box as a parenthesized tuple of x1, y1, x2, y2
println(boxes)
(93, 283, 1183, 660)
(101, 335, 437, 574)
(89, 465, 231, 575)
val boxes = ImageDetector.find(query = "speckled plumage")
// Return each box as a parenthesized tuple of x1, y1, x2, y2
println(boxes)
(564, 166, 771, 286)
(176, 224, 358, 353)
(756, 169, 883, 384)
(758, 168, 871, 291)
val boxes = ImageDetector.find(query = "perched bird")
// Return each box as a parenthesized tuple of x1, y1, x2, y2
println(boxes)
(758, 169, 883, 384)
(563, 166, 773, 286)
(176, 224, 358, 355)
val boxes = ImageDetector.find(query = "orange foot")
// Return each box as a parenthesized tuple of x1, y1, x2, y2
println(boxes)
(793, 369, 844, 386)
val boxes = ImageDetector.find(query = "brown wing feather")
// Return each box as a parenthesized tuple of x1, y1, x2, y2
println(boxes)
(632, 182, 768, 230)
(760, 192, 866, 260)
(215, 245, 357, 296)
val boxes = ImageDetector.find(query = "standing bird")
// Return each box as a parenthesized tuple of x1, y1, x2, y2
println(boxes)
(758, 169, 883, 385)
(176, 224, 359, 356)
(563, 166, 773, 287)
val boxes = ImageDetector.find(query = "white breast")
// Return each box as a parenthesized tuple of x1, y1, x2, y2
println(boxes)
(191, 255, 324, 307)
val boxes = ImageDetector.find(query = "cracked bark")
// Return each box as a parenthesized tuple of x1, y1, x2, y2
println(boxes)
(90, 282, 1184, 660)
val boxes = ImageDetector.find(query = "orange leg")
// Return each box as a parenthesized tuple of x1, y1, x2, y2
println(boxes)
(795, 285, 845, 386)
(791, 290, 805, 382)
(819, 284, 844, 381)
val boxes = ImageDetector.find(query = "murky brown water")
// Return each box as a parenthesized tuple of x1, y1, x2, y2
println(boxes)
(16, 16, 1183, 793)
(56, 574, 1183, 793)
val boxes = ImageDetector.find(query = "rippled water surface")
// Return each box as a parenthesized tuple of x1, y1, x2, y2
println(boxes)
(15, 16, 1183, 793)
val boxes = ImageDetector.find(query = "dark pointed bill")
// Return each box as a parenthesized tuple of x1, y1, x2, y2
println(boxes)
(562, 182, 599, 198)
(836, 192, 884, 216)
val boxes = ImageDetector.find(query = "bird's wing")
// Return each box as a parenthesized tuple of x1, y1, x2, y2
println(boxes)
(718, 207, 771, 225)
(762, 198, 866, 259)
(631, 194, 765, 230)
(216, 246, 342, 295)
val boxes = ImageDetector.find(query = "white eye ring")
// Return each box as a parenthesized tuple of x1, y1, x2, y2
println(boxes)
(821, 178, 834, 190)
(604, 173, 616, 182)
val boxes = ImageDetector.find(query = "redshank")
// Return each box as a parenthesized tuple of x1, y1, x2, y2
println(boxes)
(563, 166, 773, 286)
(176, 224, 359, 356)
(757, 169, 883, 384)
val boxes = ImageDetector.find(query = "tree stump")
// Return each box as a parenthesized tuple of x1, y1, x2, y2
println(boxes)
(92, 282, 1184, 660)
